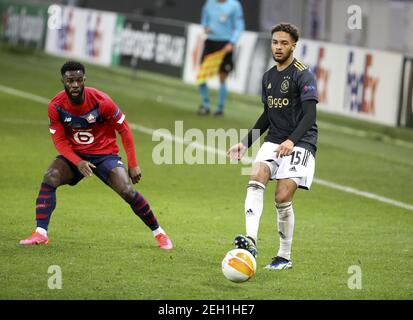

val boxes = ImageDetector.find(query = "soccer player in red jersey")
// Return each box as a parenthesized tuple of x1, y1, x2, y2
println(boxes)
(20, 61, 173, 249)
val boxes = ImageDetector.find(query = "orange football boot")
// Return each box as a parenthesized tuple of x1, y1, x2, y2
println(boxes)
(19, 231, 49, 245)
(155, 233, 173, 250)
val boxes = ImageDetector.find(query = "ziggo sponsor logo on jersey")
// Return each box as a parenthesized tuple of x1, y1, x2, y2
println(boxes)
(267, 96, 289, 108)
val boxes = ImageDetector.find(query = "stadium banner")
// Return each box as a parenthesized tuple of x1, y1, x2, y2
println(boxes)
(45, 5, 119, 66)
(398, 57, 413, 128)
(183, 23, 258, 93)
(293, 39, 403, 126)
(111, 14, 125, 66)
(0, 1, 48, 49)
(117, 17, 187, 78)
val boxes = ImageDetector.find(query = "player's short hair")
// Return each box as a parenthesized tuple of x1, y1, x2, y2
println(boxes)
(271, 23, 300, 43)
(60, 60, 86, 76)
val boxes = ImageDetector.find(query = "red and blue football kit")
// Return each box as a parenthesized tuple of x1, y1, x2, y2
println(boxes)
(20, 82, 173, 249)
(48, 87, 137, 168)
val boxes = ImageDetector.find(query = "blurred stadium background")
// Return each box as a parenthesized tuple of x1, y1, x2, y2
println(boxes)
(4, 0, 413, 127)
(0, 0, 412, 300)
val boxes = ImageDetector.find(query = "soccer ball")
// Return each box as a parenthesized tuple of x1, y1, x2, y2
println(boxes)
(221, 248, 257, 283)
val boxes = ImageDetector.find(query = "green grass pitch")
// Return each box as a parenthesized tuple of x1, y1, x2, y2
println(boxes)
(0, 47, 412, 299)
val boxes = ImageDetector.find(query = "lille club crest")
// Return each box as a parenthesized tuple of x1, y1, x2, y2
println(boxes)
(86, 113, 96, 123)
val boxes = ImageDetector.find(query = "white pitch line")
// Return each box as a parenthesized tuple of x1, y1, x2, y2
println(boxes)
(318, 120, 413, 149)
(0, 84, 50, 104)
(1, 84, 412, 212)
(313, 179, 413, 211)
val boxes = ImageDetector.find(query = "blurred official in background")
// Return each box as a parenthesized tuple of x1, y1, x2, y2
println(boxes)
(197, 0, 245, 117)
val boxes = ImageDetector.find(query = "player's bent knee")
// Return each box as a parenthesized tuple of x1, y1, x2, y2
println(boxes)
(118, 184, 136, 202)
(275, 189, 293, 204)
(43, 167, 61, 188)
(275, 193, 287, 205)
(249, 164, 270, 185)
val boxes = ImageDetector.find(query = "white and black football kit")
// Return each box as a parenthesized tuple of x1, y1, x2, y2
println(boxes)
(242, 59, 318, 189)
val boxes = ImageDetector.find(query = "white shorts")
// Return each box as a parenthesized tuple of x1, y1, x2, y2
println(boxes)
(253, 141, 316, 189)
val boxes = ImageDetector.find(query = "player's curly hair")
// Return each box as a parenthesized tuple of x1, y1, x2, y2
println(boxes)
(271, 23, 300, 42)
(60, 60, 86, 76)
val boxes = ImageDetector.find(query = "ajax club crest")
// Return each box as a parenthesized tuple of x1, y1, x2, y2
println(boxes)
(280, 79, 289, 94)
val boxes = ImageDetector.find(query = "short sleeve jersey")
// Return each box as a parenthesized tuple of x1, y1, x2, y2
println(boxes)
(261, 58, 319, 154)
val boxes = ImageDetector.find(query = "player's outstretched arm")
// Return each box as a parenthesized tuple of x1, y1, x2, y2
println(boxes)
(104, 100, 140, 182)
(227, 110, 269, 160)
(227, 142, 247, 160)
(115, 117, 139, 174)
(242, 110, 269, 147)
